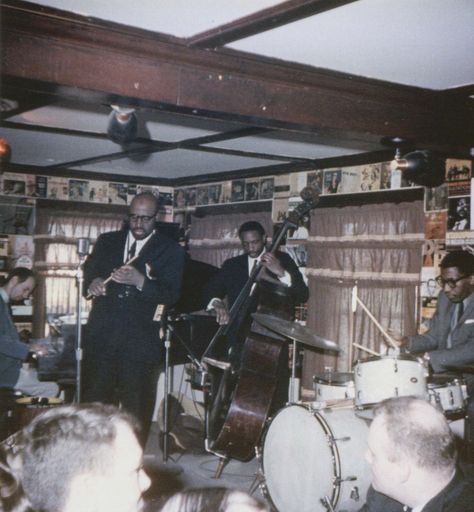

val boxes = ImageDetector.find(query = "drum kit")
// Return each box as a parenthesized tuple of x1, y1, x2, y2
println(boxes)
(247, 314, 470, 512)
(0, 394, 64, 445)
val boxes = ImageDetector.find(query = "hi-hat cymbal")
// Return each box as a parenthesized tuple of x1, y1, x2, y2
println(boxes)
(252, 313, 340, 352)
(444, 364, 474, 374)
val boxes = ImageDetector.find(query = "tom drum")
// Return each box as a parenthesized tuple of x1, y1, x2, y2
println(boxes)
(260, 404, 370, 512)
(428, 377, 467, 416)
(354, 355, 427, 408)
(313, 372, 355, 401)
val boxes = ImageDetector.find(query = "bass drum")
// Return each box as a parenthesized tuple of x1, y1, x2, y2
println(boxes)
(260, 404, 370, 512)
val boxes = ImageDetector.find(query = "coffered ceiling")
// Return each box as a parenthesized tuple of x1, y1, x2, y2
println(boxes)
(1, 0, 472, 185)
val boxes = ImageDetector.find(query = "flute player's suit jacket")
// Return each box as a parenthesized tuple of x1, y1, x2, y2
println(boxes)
(83, 228, 185, 362)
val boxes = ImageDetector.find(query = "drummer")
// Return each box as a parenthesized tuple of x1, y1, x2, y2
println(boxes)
(389, 250, 474, 462)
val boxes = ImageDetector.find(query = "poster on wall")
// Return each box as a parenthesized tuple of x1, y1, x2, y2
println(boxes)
(424, 184, 448, 212)
(231, 180, 245, 202)
(323, 169, 342, 194)
(0, 197, 34, 235)
(445, 158, 472, 182)
(380, 162, 392, 190)
(35, 176, 48, 198)
(290, 172, 306, 196)
(359, 164, 381, 192)
(208, 184, 222, 204)
(108, 183, 128, 205)
(47, 177, 69, 200)
(272, 197, 289, 223)
(196, 186, 209, 206)
(340, 168, 360, 194)
(1, 173, 27, 196)
(88, 181, 109, 203)
(245, 179, 259, 201)
(447, 196, 470, 231)
(69, 179, 89, 201)
(424, 211, 447, 240)
(259, 178, 274, 199)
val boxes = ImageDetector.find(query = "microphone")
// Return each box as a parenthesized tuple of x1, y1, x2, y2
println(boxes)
(77, 238, 90, 258)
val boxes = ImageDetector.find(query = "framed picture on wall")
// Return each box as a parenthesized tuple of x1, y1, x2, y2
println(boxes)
(231, 180, 245, 202)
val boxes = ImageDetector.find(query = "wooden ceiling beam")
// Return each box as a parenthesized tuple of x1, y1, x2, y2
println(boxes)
(1, 0, 470, 151)
(187, 0, 360, 48)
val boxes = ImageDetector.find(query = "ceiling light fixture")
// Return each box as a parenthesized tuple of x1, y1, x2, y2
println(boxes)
(107, 105, 138, 145)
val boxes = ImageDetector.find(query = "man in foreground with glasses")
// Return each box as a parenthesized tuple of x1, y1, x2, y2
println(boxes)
(391, 250, 474, 461)
(83, 192, 185, 446)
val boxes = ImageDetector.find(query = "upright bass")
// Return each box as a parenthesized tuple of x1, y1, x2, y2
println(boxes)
(203, 186, 320, 461)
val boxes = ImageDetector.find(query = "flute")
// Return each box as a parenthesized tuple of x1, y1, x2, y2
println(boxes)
(86, 255, 139, 300)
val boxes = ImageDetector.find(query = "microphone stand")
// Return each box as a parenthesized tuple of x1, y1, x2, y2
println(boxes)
(162, 317, 171, 462)
(159, 312, 184, 473)
(74, 239, 89, 403)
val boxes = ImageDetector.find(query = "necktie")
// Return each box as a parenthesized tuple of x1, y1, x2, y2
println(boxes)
(457, 301, 464, 324)
(128, 241, 136, 260)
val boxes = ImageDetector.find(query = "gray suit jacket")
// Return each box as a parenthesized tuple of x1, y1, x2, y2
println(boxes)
(409, 291, 474, 394)
(0, 293, 29, 388)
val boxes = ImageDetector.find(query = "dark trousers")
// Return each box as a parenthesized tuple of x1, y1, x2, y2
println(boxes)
(82, 354, 160, 446)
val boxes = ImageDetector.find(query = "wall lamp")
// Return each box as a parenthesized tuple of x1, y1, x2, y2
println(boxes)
(382, 137, 445, 188)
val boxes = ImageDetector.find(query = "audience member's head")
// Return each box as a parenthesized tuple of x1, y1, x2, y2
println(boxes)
(8, 403, 150, 512)
(365, 396, 456, 508)
(0, 435, 32, 512)
(159, 487, 267, 512)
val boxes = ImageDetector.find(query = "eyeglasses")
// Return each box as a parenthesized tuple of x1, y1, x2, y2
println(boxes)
(435, 275, 470, 289)
(128, 214, 155, 223)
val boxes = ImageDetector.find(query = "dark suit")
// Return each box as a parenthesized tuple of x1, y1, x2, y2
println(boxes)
(0, 292, 29, 388)
(408, 291, 474, 458)
(83, 228, 184, 443)
(202, 251, 308, 312)
(360, 469, 474, 511)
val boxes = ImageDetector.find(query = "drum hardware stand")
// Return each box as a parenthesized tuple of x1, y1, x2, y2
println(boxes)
(161, 319, 201, 468)
(74, 238, 90, 403)
(321, 496, 336, 512)
(248, 446, 264, 496)
(288, 337, 300, 403)
(213, 454, 229, 479)
(157, 311, 203, 469)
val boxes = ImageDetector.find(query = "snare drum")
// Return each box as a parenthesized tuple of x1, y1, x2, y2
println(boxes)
(260, 404, 370, 512)
(313, 372, 355, 401)
(428, 378, 466, 415)
(354, 355, 428, 408)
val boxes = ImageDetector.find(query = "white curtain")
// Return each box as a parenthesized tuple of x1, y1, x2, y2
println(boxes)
(33, 205, 125, 336)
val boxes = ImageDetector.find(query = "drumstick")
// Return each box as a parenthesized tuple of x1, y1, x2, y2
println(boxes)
(354, 295, 398, 349)
(86, 255, 139, 299)
(352, 342, 381, 357)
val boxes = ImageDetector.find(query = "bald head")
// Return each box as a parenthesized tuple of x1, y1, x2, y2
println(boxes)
(373, 397, 456, 471)
(128, 192, 158, 240)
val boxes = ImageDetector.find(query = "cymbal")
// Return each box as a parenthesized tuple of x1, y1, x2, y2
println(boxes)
(444, 364, 474, 374)
(252, 313, 340, 352)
